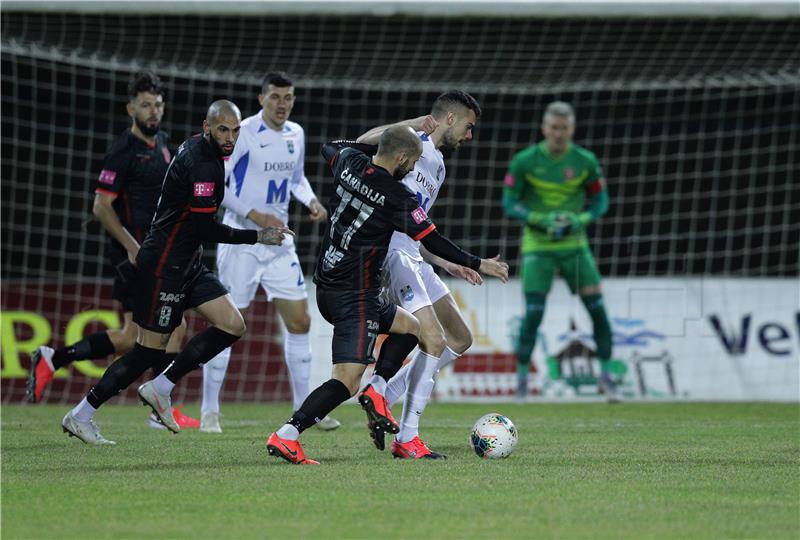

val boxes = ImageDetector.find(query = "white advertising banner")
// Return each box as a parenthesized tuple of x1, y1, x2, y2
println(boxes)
(307, 278, 799, 402)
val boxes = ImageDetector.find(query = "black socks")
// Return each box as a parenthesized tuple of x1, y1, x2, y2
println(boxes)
(53, 332, 115, 370)
(287, 379, 351, 433)
(162, 327, 240, 384)
(86, 344, 164, 408)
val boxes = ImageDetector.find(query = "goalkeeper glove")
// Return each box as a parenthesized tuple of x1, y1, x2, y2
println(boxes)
(526, 211, 553, 232)
(547, 212, 585, 240)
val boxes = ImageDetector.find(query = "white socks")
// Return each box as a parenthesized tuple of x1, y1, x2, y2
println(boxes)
(368, 374, 387, 395)
(276, 423, 300, 441)
(285, 332, 312, 410)
(152, 373, 175, 395)
(202, 347, 231, 415)
(71, 397, 97, 422)
(386, 346, 460, 406)
(396, 350, 440, 443)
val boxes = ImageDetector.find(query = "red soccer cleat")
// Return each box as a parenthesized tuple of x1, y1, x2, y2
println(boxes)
(266, 432, 319, 465)
(391, 436, 447, 460)
(27, 346, 56, 403)
(172, 407, 200, 429)
(358, 384, 399, 435)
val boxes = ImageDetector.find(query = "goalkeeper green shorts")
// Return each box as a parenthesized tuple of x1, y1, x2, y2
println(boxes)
(521, 246, 602, 294)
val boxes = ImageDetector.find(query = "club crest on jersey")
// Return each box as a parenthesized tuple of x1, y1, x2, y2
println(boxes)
(286, 140, 295, 154)
(411, 207, 428, 225)
(400, 285, 414, 303)
(193, 182, 215, 197)
(564, 168, 575, 180)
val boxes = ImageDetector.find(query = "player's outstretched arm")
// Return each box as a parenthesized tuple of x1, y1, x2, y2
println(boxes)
(419, 229, 508, 283)
(257, 226, 294, 246)
(191, 212, 291, 246)
(477, 255, 510, 283)
(419, 245, 483, 285)
(356, 115, 438, 144)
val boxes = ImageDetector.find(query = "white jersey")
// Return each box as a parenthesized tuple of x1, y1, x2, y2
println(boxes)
(221, 114, 316, 251)
(388, 132, 446, 260)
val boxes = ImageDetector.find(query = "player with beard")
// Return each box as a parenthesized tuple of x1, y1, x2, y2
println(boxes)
(61, 100, 292, 444)
(354, 90, 488, 459)
(27, 72, 198, 429)
(265, 126, 508, 464)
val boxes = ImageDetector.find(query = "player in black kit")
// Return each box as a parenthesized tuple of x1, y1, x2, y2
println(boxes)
(266, 125, 508, 464)
(28, 73, 193, 427)
(61, 100, 292, 445)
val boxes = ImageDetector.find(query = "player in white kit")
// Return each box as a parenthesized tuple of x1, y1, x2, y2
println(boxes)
(356, 91, 500, 458)
(202, 72, 340, 432)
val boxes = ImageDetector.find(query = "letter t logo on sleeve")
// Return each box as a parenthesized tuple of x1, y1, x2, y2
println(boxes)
(193, 182, 215, 197)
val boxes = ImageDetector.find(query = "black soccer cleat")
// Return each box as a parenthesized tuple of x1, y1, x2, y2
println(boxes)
(368, 422, 386, 451)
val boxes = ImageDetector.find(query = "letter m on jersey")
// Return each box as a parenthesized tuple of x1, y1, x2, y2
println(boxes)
(266, 179, 289, 203)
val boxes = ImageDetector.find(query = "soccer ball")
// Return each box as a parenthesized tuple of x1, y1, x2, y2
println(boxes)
(469, 413, 518, 459)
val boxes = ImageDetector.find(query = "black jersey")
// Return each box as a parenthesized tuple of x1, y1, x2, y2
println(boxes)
(94, 129, 171, 259)
(139, 134, 257, 278)
(314, 143, 439, 290)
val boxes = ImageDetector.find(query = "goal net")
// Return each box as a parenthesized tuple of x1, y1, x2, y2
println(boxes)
(2, 7, 798, 404)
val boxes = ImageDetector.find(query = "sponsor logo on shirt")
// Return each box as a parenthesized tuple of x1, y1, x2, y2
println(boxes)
(411, 207, 428, 225)
(264, 161, 296, 172)
(414, 172, 439, 198)
(98, 169, 117, 185)
(193, 182, 215, 197)
(159, 292, 186, 303)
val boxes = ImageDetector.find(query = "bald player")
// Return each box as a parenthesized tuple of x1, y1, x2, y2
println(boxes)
(62, 101, 292, 445)
(265, 126, 508, 464)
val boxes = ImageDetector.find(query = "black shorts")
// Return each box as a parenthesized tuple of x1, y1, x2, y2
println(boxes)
(133, 263, 228, 333)
(111, 259, 138, 312)
(316, 287, 397, 365)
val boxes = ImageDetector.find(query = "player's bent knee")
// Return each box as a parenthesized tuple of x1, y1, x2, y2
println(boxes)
(420, 329, 447, 357)
(285, 315, 311, 334)
(579, 284, 602, 296)
(450, 330, 473, 355)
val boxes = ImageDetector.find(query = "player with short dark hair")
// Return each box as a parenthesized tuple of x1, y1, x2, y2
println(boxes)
(203, 71, 339, 433)
(503, 101, 618, 401)
(265, 125, 508, 464)
(354, 89, 488, 458)
(27, 71, 198, 428)
(61, 100, 292, 445)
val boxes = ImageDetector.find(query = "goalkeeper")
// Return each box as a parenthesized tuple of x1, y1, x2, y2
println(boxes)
(503, 101, 619, 401)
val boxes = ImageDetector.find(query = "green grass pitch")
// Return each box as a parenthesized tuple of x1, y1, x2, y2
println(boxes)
(2, 402, 798, 539)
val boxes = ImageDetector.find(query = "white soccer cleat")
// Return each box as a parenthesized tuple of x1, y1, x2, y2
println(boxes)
(147, 413, 167, 430)
(598, 372, 623, 404)
(137, 381, 180, 433)
(200, 411, 222, 434)
(316, 415, 341, 431)
(62, 413, 116, 445)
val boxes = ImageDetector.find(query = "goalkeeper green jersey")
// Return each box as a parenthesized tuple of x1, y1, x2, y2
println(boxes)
(503, 141, 608, 253)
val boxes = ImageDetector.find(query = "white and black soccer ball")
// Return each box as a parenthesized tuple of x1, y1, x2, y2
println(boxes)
(469, 413, 518, 459)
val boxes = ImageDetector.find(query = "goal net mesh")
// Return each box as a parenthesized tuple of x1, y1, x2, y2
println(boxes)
(2, 12, 798, 403)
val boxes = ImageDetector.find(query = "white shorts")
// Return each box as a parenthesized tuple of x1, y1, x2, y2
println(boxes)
(216, 243, 308, 308)
(382, 250, 451, 314)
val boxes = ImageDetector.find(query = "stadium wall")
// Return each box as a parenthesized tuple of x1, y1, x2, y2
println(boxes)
(3, 277, 797, 402)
